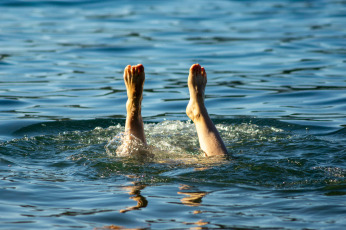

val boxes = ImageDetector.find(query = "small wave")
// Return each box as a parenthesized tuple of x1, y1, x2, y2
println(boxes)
(2, 119, 344, 188)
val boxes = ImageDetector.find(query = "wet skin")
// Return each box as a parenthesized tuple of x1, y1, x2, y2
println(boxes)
(122, 63, 228, 157)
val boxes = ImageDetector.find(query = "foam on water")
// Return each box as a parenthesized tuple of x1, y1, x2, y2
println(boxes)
(2, 119, 343, 187)
(0, 119, 345, 229)
(0, 120, 312, 182)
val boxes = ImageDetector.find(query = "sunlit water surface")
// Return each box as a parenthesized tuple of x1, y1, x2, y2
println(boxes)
(0, 0, 345, 229)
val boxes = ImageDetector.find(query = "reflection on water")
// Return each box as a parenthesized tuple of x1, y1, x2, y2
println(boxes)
(0, 118, 345, 229)
(178, 184, 208, 207)
(118, 182, 208, 213)
(120, 182, 148, 213)
(118, 181, 210, 229)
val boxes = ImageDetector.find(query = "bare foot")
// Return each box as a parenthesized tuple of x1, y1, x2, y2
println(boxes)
(124, 64, 145, 119)
(186, 64, 207, 122)
(186, 64, 229, 157)
(117, 64, 147, 157)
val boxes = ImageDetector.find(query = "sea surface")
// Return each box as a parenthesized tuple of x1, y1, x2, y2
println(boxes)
(0, 0, 345, 229)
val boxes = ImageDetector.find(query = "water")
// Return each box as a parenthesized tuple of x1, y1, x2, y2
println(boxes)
(0, 0, 345, 229)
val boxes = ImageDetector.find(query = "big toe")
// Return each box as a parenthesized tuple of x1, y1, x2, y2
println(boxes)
(132, 64, 144, 76)
(190, 63, 202, 76)
(136, 64, 144, 73)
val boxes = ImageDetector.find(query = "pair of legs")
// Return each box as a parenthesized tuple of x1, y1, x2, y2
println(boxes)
(123, 63, 228, 157)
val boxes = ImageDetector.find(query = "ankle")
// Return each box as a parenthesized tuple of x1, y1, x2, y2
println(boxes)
(186, 101, 207, 122)
(126, 100, 141, 116)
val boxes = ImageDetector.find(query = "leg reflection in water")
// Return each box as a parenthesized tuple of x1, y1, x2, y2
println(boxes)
(178, 184, 208, 207)
(118, 63, 229, 158)
(119, 182, 148, 213)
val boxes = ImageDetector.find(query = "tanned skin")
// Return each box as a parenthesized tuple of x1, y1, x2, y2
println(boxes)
(121, 63, 228, 157)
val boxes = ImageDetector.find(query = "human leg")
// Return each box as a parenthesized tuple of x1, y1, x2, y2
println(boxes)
(123, 64, 146, 144)
(186, 64, 228, 157)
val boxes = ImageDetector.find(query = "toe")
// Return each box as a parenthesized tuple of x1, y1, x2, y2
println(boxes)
(201, 67, 205, 76)
(196, 64, 201, 73)
(128, 66, 133, 77)
(189, 64, 196, 74)
(131, 64, 143, 76)
(199, 66, 207, 86)
(136, 64, 144, 73)
(196, 64, 202, 76)
(124, 65, 132, 80)
(125, 65, 131, 73)
(131, 66, 137, 75)
(201, 67, 207, 80)
(190, 63, 201, 75)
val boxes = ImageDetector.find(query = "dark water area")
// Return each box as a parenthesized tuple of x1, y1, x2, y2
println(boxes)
(0, 0, 345, 229)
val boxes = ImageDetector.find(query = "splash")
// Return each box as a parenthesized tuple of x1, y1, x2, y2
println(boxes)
(105, 120, 203, 161)
(105, 131, 153, 159)
(3, 119, 344, 188)
(103, 120, 290, 170)
(216, 123, 285, 143)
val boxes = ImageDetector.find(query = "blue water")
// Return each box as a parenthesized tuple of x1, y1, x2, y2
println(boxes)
(1, 0, 345, 229)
